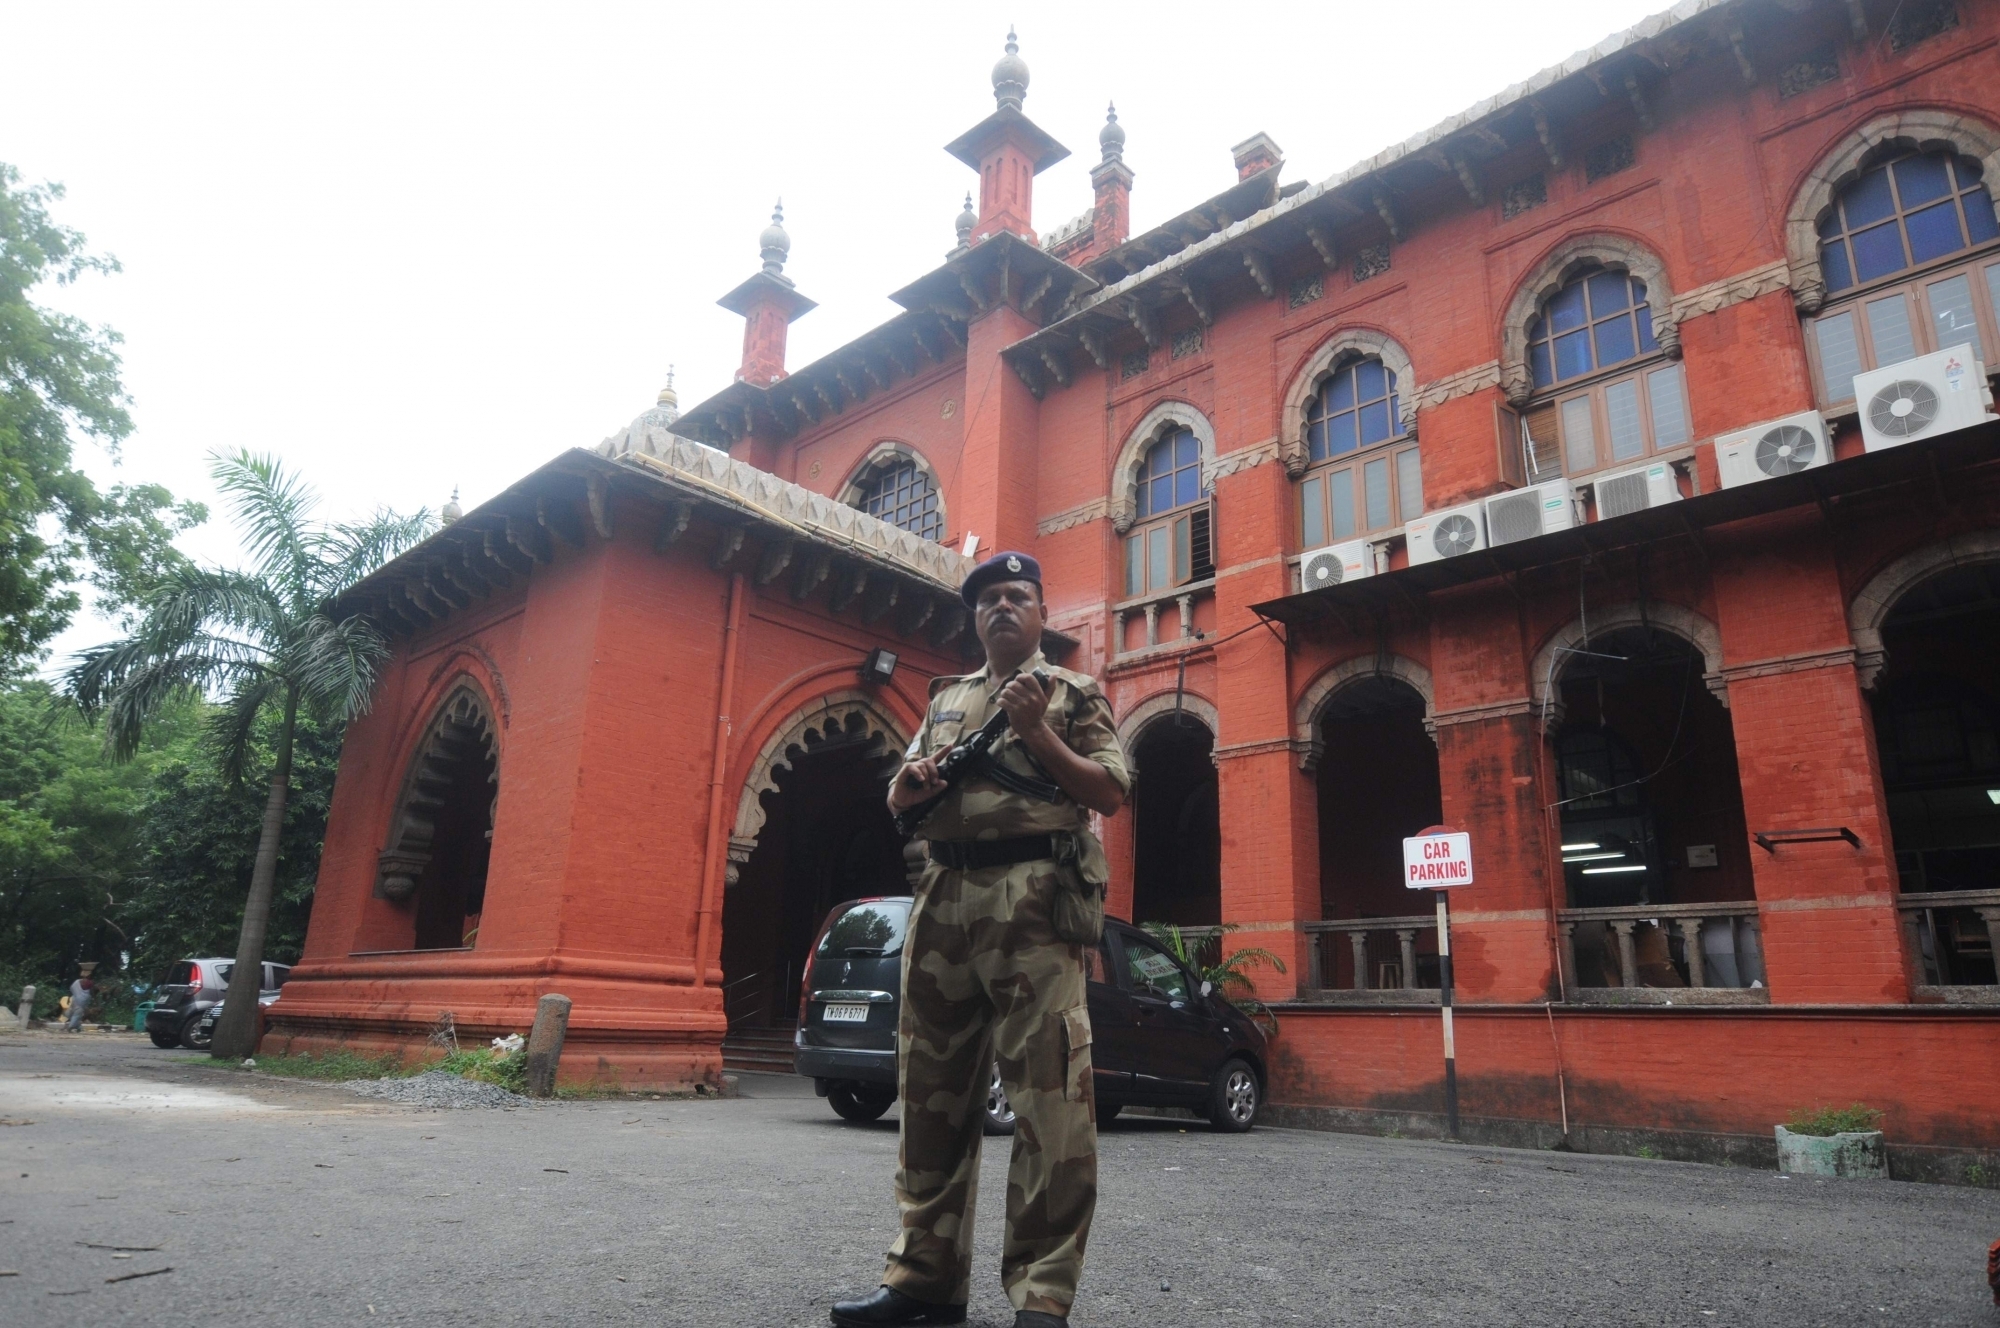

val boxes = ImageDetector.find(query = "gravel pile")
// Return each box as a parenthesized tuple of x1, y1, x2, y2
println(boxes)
(340, 1070, 532, 1110)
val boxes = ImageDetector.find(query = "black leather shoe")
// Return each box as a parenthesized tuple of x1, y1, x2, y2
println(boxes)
(829, 1285, 967, 1326)
(1014, 1313, 1067, 1328)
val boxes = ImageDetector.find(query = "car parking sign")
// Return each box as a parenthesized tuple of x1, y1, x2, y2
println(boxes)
(1403, 831, 1473, 888)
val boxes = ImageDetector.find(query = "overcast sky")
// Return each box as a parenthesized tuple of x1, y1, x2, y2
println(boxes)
(7, 0, 1668, 665)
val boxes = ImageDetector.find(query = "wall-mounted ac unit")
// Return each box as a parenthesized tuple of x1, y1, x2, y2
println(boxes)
(1590, 460, 1682, 518)
(1483, 478, 1577, 548)
(1298, 539, 1373, 591)
(1714, 411, 1830, 488)
(1406, 501, 1487, 566)
(1854, 344, 1995, 453)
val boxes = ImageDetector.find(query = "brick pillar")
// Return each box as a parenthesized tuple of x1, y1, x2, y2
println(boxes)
(955, 304, 1041, 554)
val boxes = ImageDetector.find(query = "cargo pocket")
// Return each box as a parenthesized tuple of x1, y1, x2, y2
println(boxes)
(1050, 830, 1108, 945)
(1059, 1005, 1093, 1103)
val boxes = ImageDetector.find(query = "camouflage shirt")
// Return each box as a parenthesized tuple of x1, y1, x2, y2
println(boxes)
(908, 650, 1130, 842)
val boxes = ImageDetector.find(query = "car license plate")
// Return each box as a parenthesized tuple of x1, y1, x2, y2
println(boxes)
(823, 1004, 870, 1023)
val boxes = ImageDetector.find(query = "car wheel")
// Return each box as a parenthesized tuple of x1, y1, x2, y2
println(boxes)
(982, 1063, 1016, 1136)
(826, 1085, 895, 1123)
(148, 1030, 179, 1049)
(180, 1014, 212, 1051)
(1207, 1058, 1260, 1133)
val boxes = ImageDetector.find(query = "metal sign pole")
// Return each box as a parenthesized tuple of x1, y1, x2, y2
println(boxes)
(1436, 889, 1459, 1140)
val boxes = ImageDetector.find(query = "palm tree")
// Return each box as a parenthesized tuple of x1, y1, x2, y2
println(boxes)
(65, 450, 433, 1059)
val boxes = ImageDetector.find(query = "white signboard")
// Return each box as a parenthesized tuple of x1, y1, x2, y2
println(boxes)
(1404, 832, 1474, 889)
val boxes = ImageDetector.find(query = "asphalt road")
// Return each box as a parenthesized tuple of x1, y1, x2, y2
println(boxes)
(3, 1027, 1998, 1327)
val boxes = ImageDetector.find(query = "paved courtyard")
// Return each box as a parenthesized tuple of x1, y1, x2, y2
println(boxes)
(2, 1028, 1997, 1327)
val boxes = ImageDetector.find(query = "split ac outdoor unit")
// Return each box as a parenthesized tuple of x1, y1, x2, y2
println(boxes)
(1714, 410, 1831, 489)
(1590, 460, 1682, 519)
(1854, 344, 1996, 453)
(1298, 539, 1374, 591)
(1483, 478, 1577, 548)
(1405, 501, 1487, 566)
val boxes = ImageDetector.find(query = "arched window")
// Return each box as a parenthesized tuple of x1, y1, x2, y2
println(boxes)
(1298, 356, 1420, 545)
(1805, 150, 2000, 407)
(1518, 267, 1690, 480)
(853, 456, 942, 542)
(1123, 427, 1212, 596)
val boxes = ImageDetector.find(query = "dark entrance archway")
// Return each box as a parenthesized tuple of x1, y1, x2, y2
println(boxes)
(1871, 560, 2000, 986)
(374, 685, 499, 951)
(722, 720, 908, 1036)
(1129, 717, 1220, 928)
(1315, 674, 1442, 988)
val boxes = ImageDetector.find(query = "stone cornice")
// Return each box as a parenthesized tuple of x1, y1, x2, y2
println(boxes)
(1410, 360, 1501, 413)
(1037, 497, 1109, 537)
(1716, 645, 1857, 685)
(1668, 259, 1792, 323)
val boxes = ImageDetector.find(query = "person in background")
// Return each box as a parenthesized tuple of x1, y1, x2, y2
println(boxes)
(64, 973, 94, 1031)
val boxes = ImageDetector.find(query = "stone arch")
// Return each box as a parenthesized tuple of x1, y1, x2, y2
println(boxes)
(729, 689, 912, 870)
(1529, 601, 1725, 732)
(1293, 654, 1435, 770)
(1278, 328, 1419, 478)
(1110, 400, 1217, 534)
(1849, 528, 2000, 690)
(1785, 109, 2000, 314)
(835, 441, 945, 539)
(376, 680, 500, 901)
(1499, 233, 1680, 406)
(1117, 690, 1220, 774)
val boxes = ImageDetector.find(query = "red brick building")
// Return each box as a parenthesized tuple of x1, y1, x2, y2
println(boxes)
(272, 0, 2000, 1173)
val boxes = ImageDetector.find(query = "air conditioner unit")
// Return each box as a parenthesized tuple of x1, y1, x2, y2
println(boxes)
(1298, 540, 1374, 592)
(1714, 411, 1831, 488)
(1854, 344, 1995, 453)
(1484, 478, 1577, 548)
(1405, 500, 1487, 566)
(1590, 460, 1682, 518)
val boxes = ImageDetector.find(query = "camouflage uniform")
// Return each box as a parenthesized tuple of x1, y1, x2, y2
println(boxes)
(883, 649, 1129, 1317)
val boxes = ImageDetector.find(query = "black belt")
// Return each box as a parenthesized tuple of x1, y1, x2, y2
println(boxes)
(927, 836, 1057, 872)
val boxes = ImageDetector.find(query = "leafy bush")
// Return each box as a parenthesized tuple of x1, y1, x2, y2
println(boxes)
(436, 1045, 529, 1094)
(1784, 1102, 1885, 1136)
(248, 1049, 409, 1081)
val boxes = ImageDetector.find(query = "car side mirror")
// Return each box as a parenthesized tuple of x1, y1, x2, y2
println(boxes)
(1200, 980, 1213, 998)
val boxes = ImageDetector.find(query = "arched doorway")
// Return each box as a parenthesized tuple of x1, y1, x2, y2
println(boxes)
(722, 704, 909, 1039)
(1869, 560, 2000, 987)
(1314, 674, 1442, 989)
(1550, 625, 1756, 989)
(375, 684, 499, 951)
(1129, 716, 1220, 928)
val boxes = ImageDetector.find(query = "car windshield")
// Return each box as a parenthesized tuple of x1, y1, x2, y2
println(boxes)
(817, 901, 910, 959)
(1123, 934, 1193, 1003)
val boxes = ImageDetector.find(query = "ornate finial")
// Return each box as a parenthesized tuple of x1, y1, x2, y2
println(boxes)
(759, 199, 791, 279)
(954, 192, 977, 248)
(657, 364, 678, 411)
(442, 486, 463, 524)
(991, 27, 1029, 111)
(1099, 101, 1125, 162)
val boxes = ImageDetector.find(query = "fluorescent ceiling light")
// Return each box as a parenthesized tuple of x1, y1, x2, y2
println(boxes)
(1563, 851, 1626, 863)
(1582, 864, 1649, 875)
(1561, 842, 1600, 852)
(1988, 789, 2000, 805)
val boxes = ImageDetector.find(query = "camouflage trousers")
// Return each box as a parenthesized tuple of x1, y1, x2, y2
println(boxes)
(882, 857, 1097, 1315)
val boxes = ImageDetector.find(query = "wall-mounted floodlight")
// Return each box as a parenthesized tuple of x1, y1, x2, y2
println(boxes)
(861, 647, 898, 685)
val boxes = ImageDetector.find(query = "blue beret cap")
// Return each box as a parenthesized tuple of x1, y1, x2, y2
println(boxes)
(961, 551, 1042, 608)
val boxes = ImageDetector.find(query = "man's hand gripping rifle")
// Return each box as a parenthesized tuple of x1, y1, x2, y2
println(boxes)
(893, 668, 1055, 840)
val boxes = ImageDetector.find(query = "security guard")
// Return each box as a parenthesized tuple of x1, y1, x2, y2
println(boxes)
(832, 552, 1129, 1328)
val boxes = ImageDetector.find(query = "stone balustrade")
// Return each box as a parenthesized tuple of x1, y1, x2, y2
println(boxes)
(1111, 577, 1214, 658)
(1558, 901, 1768, 1005)
(1899, 888, 2000, 1004)
(1296, 916, 1442, 1005)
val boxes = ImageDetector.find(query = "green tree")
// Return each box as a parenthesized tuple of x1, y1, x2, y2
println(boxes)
(65, 451, 431, 1058)
(0, 163, 205, 664)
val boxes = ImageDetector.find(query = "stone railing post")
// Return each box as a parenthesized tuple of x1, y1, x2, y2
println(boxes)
(1348, 932, 1368, 991)
(1111, 610, 1126, 658)
(1144, 602, 1160, 648)
(1306, 931, 1324, 991)
(1677, 918, 1706, 988)
(1610, 920, 1639, 989)
(1559, 923, 1578, 998)
(1176, 593, 1194, 640)
(1978, 909, 2000, 982)
(1396, 929, 1418, 990)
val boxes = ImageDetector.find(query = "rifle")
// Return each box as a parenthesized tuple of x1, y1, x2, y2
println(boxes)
(893, 668, 1054, 839)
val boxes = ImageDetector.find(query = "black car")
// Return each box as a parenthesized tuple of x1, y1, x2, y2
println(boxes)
(795, 897, 1269, 1133)
(144, 958, 290, 1049)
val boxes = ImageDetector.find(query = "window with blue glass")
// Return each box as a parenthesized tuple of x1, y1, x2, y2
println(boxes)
(1527, 271, 1659, 391)
(1805, 150, 2000, 407)
(1124, 428, 1213, 597)
(1299, 354, 1421, 546)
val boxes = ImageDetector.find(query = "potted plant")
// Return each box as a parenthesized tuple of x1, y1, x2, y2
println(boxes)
(1775, 1103, 1887, 1179)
